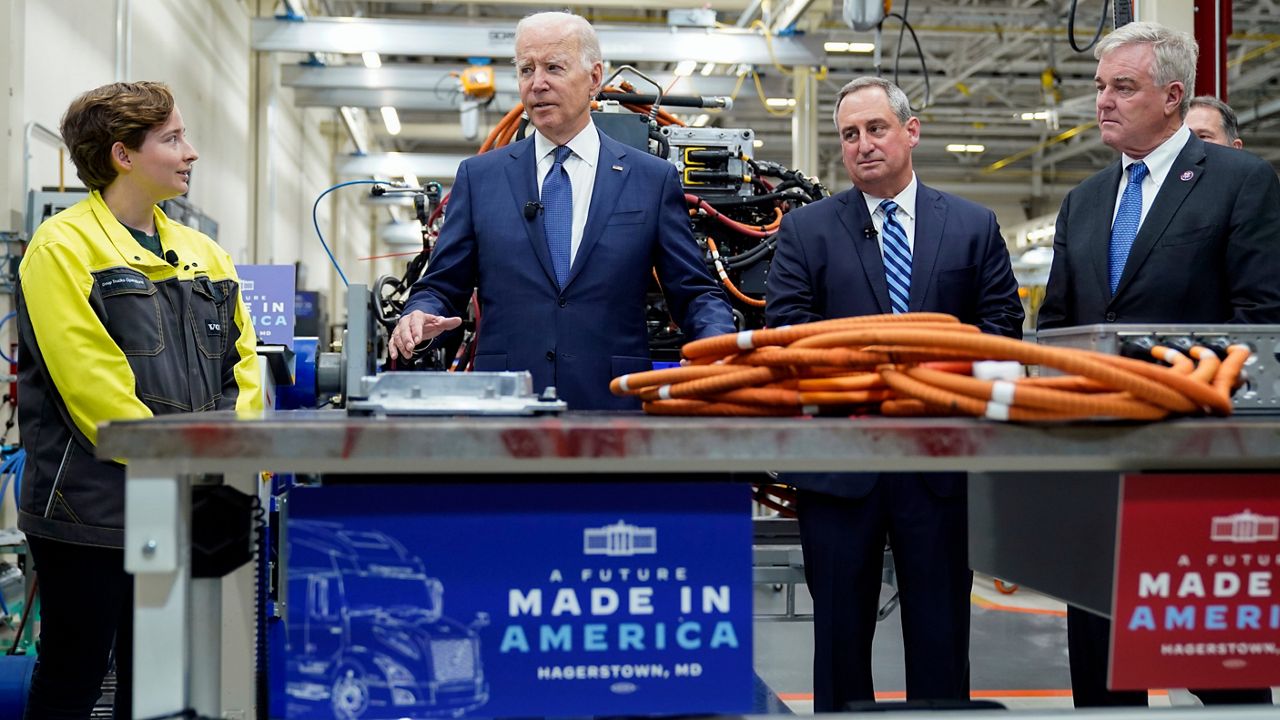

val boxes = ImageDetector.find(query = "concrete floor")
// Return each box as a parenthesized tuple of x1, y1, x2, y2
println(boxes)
(753, 573, 1280, 713)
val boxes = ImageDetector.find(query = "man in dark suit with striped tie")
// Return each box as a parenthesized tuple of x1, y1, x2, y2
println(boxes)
(765, 76, 1023, 711)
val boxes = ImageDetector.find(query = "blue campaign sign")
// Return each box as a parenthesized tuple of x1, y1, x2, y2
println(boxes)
(236, 264, 296, 348)
(278, 482, 752, 719)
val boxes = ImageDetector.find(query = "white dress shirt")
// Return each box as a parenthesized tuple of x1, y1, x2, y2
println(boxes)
(861, 174, 919, 256)
(1112, 125, 1191, 228)
(533, 121, 600, 265)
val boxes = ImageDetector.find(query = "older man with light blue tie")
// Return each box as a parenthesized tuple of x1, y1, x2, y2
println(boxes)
(1040, 20, 1280, 708)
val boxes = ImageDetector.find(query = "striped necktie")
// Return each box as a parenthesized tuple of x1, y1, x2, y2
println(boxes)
(542, 145, 573, 287)
(1108, 161, 1148, 295)
(880, 199, 912, 314)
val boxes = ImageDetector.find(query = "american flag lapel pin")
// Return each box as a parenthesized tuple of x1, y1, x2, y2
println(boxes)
(612, 164, 623, 171)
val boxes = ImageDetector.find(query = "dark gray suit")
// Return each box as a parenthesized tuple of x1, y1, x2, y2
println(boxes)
(767, 184, 1023, 710)
(1040, 132, 1280, 707)
(1040, 133, 1280, 328)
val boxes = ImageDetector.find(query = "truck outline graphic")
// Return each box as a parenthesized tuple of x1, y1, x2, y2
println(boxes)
(284, 520, 490, 719)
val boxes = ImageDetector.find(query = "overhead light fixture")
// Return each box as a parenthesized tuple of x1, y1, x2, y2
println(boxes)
(673, 60, 698, 77)
(946, 143, 986, 153)
(1020, 111, 1050, 120)
(362, 51, 382, 69)
(380, 106, 401, 136)
(691, 114, 711, 127)
(824, 41, 876, 53)
(700, 62, 717, 76)
(765, 97, 797, 108)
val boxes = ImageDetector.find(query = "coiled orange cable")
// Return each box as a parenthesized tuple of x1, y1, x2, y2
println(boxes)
(612, 313, 1251, 422)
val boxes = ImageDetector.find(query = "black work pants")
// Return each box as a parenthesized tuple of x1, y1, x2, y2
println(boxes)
(798, 481, 971, 711)
(24, 535, 133, 720)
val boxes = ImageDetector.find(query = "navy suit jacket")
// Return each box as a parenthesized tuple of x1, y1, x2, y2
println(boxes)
(1039, 134, 1280, 329)
(766, 183, 1025, 498)
(404, 130, 735, 410)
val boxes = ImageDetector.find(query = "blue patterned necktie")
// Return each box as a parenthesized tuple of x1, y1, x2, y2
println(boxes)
(880, 199, 912, 314)
(1109, 161, 1148, 295)
(542, 145, 573, 287)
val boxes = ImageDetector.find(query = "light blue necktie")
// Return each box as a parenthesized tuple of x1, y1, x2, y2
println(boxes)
(542, 145, 573, 287)
(1109, 161, 1148, 295)
(880, 199, 912, 314)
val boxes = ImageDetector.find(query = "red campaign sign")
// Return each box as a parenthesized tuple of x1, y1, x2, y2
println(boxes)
(1110, 473, 1280, 690)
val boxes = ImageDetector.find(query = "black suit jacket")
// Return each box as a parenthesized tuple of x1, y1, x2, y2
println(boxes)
(766, 183, 1025, 498)
(1039, 134, 1280, 328)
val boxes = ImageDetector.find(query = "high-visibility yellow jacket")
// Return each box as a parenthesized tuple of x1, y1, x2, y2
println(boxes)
(16, 190, 262, 548)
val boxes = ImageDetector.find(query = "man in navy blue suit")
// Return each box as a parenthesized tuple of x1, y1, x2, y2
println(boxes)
(389, 12, 734, 410)
(766, 76, 1023, 711)
(1040, 21, 1277, 708)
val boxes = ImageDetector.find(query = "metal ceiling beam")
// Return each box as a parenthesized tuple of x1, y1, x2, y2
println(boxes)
(1238, 96, 1280, 124)
(280, 63, 758, 99)
(292, 87, 522, 111)
(338, 0, 749, 8)
(282, 64, 521, 93)
(338, 152, 472, 180)
(252, 17, 824, 66)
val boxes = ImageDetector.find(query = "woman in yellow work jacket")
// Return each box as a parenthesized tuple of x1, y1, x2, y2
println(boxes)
(15, 82, 262, 720)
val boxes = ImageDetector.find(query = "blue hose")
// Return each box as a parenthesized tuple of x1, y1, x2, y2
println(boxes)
(0, 654, 36, 717)
(312, 180, 399, 288)
(0, 312, 15, 365)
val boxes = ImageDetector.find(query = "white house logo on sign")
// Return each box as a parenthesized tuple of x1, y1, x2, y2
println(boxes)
(584, 521, 657, 557)
(1210, 510, 1280, 543)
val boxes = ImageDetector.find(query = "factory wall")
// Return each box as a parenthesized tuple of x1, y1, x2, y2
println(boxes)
(16, 0, 375, 328)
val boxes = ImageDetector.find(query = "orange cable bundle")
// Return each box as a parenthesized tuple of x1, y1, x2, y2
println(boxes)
(608, 313, 1251, 422)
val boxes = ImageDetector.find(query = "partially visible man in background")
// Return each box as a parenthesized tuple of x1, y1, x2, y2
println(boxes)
(1186, 95, 1244, 149)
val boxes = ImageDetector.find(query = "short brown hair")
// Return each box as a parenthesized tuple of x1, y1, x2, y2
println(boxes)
(60, 82, 175, 191)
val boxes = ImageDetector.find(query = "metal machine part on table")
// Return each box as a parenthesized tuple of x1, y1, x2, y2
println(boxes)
(1037, 324, 1280, 414)
(347, 371, 568, 416)
(662, 126, 755, 198)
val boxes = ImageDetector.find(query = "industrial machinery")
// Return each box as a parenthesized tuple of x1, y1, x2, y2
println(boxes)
(305, 71, 827, 410)
(1037, 324, 1280, 414)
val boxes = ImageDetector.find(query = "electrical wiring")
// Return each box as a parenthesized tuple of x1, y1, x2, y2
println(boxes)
(749, 20, 795, 77)
(1068, 0, 1111, 54)
(706, 237, 765, 308)
(611, 313, 1251, 421)
(376, 75, 827, 368)
(881, 5, 932, 110)
(752, 71, 795, 117)
(687, 195, 780, 238)
(312, 179, 402, 288)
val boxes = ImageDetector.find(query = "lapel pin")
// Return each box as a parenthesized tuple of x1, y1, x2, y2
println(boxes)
(1180, 170, 1194, 181)
(612, 165, 623, 171)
